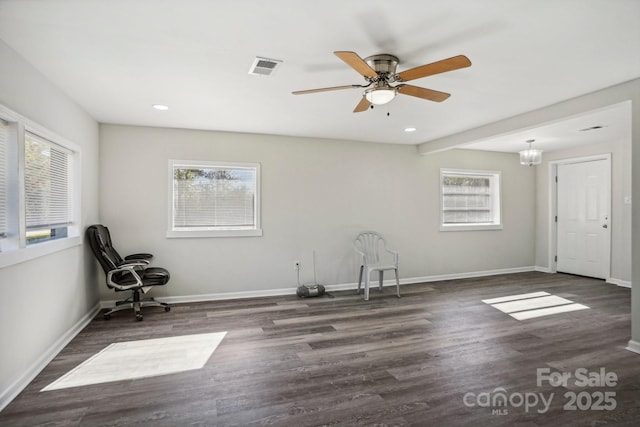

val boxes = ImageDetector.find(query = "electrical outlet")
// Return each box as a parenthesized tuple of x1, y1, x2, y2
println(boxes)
(294, 261, 301, 271)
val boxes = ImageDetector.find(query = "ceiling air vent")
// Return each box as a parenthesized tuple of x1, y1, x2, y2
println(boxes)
(248, 57, 282, 76)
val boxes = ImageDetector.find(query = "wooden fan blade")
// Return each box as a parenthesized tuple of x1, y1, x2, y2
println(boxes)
(395, 55, 471, 82)
(334, 51, 378, 78)
(292, 85, 360, 95)
(353, 97, 371, 113)
(397, 85, 451, 102)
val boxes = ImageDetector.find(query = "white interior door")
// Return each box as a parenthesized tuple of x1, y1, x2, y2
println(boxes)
(556, 159, 610, 279)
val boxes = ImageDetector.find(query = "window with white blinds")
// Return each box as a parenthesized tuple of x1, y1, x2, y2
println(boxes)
(169, 160, 261, 237)
(440, 169, 502, 231)
(25, 132, 73, 242)
(0, 119, 8, 237)
(0, 103, 80, 264)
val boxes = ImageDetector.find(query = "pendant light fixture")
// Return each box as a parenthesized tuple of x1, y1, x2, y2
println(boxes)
(519, 139, 542, 166)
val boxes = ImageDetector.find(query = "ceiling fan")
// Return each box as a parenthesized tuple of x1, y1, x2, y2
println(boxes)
(293, 51, 471, 112)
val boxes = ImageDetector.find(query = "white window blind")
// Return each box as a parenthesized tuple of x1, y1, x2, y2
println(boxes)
(440, 169, 502, 231)
(442, 174, 493, 224)
(24, 132, 74, 230)
(0, 119, 7, 236)
(172, 163, 258, 231)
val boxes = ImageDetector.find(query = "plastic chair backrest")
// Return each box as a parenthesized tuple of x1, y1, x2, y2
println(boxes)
(354, 231, 385, 265)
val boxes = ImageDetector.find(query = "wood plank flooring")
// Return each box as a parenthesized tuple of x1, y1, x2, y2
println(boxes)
(1, 272, 638, 426)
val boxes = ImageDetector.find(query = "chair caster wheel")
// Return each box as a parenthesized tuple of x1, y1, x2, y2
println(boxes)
(103, 314, 111, 320)
(165, 306, 171, 312)
(136, 314, 143, 321)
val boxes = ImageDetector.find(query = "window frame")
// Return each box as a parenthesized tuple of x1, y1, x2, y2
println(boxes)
(0, 117, 9, 240)
(0, 104, 82, 269)
(439, 168, 503, 232)
(167, 159, 262, 238)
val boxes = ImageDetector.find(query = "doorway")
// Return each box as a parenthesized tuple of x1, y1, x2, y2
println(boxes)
(551, 155, 611, 279)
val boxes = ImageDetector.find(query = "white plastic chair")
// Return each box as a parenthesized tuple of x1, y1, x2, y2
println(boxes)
(354, 231, 400, 301)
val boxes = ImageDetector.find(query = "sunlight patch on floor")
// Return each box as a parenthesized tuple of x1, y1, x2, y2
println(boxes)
(41, 332, 226, 391)
(482, 291, 589, 320)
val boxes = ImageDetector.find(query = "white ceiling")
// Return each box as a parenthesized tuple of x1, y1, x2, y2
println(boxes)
(0, 0, 639, 150)
(461, 101, 632, 153)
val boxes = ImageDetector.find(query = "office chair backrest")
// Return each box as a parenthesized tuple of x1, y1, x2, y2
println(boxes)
(86, 224, 123, 274)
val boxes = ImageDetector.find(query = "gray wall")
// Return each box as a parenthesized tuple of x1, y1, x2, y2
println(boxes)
(99, 124, 536, 300)
(0, 40, 100, 406)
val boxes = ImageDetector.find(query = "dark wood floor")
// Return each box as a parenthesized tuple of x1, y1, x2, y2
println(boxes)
(1, 272, 638, 426)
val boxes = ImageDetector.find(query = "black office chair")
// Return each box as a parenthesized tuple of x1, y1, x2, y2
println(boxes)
(86, 224, 170, 321)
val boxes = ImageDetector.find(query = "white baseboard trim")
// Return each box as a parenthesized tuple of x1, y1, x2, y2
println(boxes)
(534, 266, 553, 273)
(100, 266, 538, 307)
(0, 303, 101, 412)
(406, 266, 536, 284)
(625, 340, 640, 355)
(606, 277, 631, 288)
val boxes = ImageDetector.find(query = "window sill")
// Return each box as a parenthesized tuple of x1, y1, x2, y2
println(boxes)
(166, 229, 263, 238)
(0, 236, 82, 269)
(440, 224, 503, 232)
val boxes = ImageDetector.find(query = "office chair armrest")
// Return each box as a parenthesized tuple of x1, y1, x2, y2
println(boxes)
(118, 258, 150, 266)
(118, 260, 148, 268)
(124, 253, 153, 261)
(106, 264, 145, 291)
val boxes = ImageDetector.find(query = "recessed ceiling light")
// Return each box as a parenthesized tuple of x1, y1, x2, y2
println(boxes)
(404, 127, 417, 132)
(152, 104, 169, 111)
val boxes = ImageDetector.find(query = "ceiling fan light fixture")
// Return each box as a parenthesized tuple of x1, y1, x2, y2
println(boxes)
(519, 139, 542, 166)
(365, 87, 396, 105)
(292, 51, 471, 112)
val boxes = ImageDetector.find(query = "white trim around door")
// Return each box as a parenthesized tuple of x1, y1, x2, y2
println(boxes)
(548, 153, 612, 279)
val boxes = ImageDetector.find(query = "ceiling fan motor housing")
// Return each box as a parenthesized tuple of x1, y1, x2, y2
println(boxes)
(364, 54, 399, 79)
